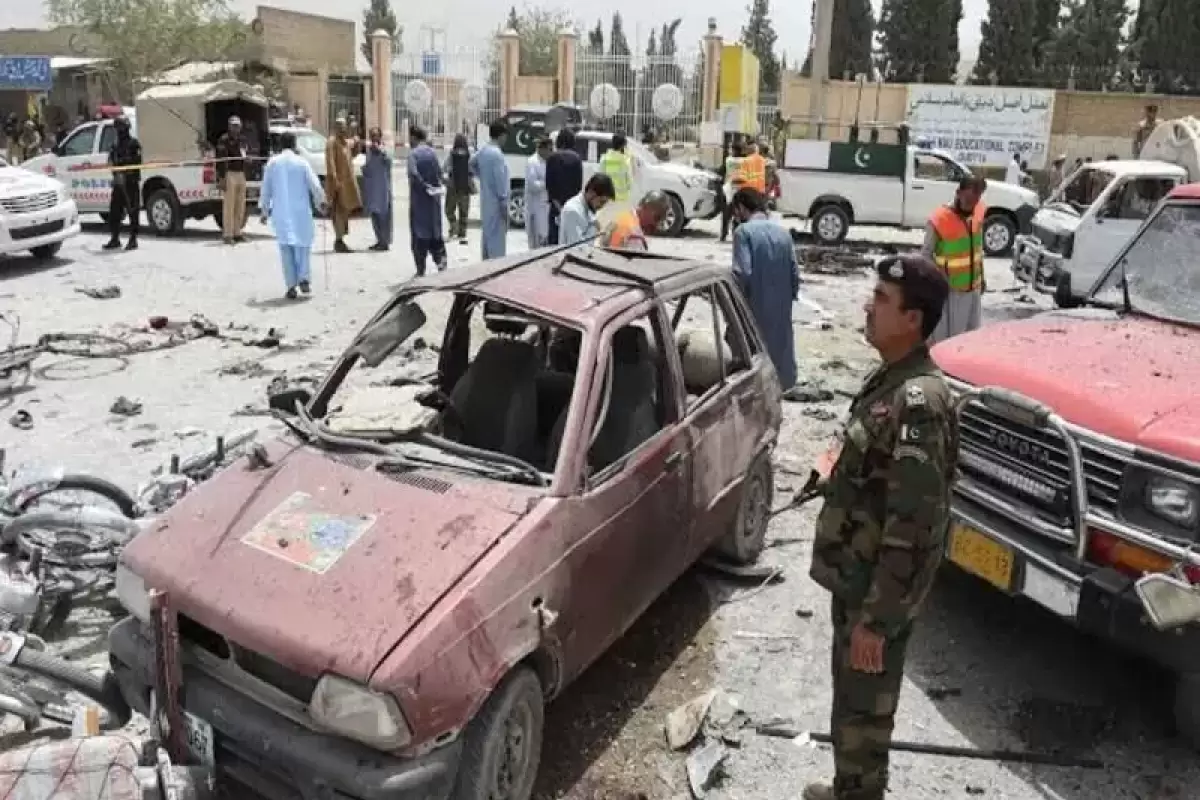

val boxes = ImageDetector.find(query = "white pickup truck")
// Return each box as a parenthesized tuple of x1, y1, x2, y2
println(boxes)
(1012, 116, 1200, 307)
(0, 154, 80, 260)
(778, 139, 1039, 256)
(23, 80, 270, 236)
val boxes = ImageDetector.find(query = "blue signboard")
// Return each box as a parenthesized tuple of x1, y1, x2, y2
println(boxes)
(421, 53, 441, 76)
(0, 57, 53, 91)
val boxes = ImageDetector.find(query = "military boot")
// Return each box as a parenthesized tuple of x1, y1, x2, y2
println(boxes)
(802, 784, 836, 800)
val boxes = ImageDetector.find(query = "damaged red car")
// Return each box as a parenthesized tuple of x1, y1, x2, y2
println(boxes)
(108, 247, 783, 799)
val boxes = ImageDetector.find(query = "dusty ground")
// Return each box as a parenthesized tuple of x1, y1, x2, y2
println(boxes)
(0, 188, 1195, 799)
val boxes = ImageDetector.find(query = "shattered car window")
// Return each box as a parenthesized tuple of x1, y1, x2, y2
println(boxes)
(1092, 201, 1200, 325)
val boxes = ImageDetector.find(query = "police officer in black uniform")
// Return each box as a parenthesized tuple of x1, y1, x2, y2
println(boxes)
(104, 115, 142, 251)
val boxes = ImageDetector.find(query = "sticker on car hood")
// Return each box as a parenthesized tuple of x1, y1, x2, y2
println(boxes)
(241, 491, 376, 574)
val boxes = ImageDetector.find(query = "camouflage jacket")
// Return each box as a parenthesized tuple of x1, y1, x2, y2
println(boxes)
(809, 345, 959, 638)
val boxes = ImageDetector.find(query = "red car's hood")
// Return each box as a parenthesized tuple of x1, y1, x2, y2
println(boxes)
(933, 310, 1200, 462)
(122, 441, 527, 682)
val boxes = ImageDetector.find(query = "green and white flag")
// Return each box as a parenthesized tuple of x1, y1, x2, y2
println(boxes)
(784, 140, 906, 178)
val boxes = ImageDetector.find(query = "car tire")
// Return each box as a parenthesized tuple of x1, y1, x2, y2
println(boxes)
(714, 452, 774, 565)
(811, 204, 850, 246)
(1053, 273, 1082, 309)
(509, 187, 527, 229)
(656, 193, 686, 237)
(983, 212, 1017, 257)
(145, 188, 183, 236)
(29, 242, 62, 261)
(451, 666, 543, 800)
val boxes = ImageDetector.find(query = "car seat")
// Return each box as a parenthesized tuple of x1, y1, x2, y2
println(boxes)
(447, 337, 540, 463)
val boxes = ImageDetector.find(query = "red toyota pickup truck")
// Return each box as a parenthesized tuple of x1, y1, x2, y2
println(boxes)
(933, 183, 1200, 746)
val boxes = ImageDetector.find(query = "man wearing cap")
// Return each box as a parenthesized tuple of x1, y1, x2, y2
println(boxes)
(805, 254, 958, 800)
(1133, 104, 1158, 158)
(215, 115, 249, 244)
(603, 190, 670, 251)
(921, 175, 987, 344)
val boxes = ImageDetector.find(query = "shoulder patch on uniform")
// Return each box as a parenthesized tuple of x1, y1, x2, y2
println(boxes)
(870, 401, 891, 418)
(905, 383, 926, 408)
(894, 444, 929, 462)
(900, 424, 922, 443)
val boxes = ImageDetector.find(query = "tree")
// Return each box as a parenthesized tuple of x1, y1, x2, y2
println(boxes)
(802, 0, 874, 80)
(646, 30, 658, 57)
(587, 20, 605, 55)
(609, 13, 631, 57)
(361, 0, 401, 66)
(1043, 0, 1128, 90)
(741, 0, 781, 93)
(1032, 0, 1062, 72)
(971, 0, 1038, 85)
(876, 0, 961, 83)
(1127, 0, 1200, 93)
(47, 0, 248, 99)
(501, 6, 576, 77)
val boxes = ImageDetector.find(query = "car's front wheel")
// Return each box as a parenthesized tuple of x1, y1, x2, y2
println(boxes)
(811, 203, 850, 246)
(983, 212, 1017, 257)
(714, 452, 774, 564)
(508, 185, 527, 229)
(452, 667, 543, 800)
(29, 242, 62, 261)
(656, 193, 686, 237)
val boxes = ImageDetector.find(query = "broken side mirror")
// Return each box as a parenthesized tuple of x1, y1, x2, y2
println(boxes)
(1135, 571, 1200, 631)
(351, 301, 427, 368)
(268, 387, 311, 415)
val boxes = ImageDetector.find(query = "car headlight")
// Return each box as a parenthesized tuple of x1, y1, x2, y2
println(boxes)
(682, 175, 709, 189)
(115, 563, 152, 622)
(309, 674, 412, 749)
(1144, 476, 1200, 528)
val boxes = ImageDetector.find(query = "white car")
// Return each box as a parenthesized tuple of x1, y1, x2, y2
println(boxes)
(507, 130, 720, 237)
(0, 155, 80, 260)
(268, 126, 365, 184)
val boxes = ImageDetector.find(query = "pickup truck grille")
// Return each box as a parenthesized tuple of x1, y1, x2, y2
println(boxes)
(958, 401, 1126, 524)
(1, 190, 58, 215)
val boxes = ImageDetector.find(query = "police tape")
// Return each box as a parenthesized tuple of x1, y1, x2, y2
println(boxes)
(60, 156, 272, 175)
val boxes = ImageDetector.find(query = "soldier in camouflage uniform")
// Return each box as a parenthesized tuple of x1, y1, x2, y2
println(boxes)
(804, 254, 960, 800)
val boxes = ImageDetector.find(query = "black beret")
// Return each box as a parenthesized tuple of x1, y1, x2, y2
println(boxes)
(876, 253, 949, 302)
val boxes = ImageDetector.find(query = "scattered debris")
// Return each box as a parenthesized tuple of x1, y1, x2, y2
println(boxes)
(685, 742, 727, 797)
(8, 410, 32, 430)
(245, 443, 274, 470)
(666, 690, 718, 750)
(783, 380, 836, 403)
(130, 438, 158, 450)
(966, 785, 986, 795)
(75, 284, 121, 300)
(231, 403, 273, 417)
(795, 608, 814, 619)
(926, 686, 963, 701)
(219, 359, 277, 378)
(733, 630, 801, 640)
(802, 406, 838, 421)
(699, 557, 784, 583)
(109, 396, 143, 417)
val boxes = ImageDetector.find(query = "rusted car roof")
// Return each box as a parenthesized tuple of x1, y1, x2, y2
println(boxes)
(405, 246, 731, 326)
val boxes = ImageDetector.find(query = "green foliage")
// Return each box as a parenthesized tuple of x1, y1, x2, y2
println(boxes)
(802, 0, 875, 80)
(971, 0, 1038, 85)
(361, 0, 401, 66)
(587, 20, 604, 55)
(499, 6, 577, 77)
(741, 0, 781, 93)
(1126, 0, 1200, 92)
(1032, 0, 1062, 71)
(47, 0, 250, 97)
(609, 13, 631, 57)
(877, 0, 961, 83)
(1044, 0, 1127, 90)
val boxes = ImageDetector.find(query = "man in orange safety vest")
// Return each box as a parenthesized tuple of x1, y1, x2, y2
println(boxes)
(604, 190, 671, 251)
(921, 175, 988, 344)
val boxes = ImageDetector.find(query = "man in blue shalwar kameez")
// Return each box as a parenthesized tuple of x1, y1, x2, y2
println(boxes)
(260, 131, 326, 300)
(362, 126, 393, 251)
(730, 187, 800, 393)
(407, 126, 447, 276)
(470, 120, 511, 260)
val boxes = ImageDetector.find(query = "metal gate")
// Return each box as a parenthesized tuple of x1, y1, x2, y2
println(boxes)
(574, 50, 705, 145)
(327, 75, 365, 136)
(393, 47, 498, 148)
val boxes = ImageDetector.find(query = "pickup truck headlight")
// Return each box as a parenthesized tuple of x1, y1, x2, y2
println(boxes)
(1145, 476, 1199, 528)
(681, 175, 709, 189)
(309, 674, 412, 750)
(115, 563, 152, 622)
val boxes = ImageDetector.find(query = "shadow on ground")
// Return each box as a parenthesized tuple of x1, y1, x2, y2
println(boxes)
(533, 572, 719, 799)
(904, 568, 1198, 799)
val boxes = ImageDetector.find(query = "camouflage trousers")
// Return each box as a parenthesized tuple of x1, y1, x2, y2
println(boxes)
(829, 599, 912, 800)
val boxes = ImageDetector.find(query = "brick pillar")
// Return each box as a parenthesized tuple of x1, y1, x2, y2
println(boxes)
(701, 20, 722, 123)
(557, 28, 578, 105)
(371, 30, 395, 147)
(499, 29, 520, 113)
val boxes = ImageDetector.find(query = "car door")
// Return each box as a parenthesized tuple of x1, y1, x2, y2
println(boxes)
(552, 305, 692, 683)
(907, 152, 961, 226)
(1073, 176, 1180, 294)
(55, 122, 105, 212)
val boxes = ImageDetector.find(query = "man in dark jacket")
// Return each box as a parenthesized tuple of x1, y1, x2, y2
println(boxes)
(215, 115, 249, 244)
(545, 128, 583, 246)
(104, 116, 142, 251)
(443, 133, 472, 244)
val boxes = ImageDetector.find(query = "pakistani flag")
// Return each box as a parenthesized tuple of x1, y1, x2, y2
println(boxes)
(784, 140, 906, 178)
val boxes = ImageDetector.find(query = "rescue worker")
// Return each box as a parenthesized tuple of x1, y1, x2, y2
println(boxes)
(604, 190, 671, 251)
(215, 115, 249, 244)
(599, 132, 635, 214)
(741, 141, 768, 193)
(921, 175, 987, 344)
(720, 141, 748, 243)
(104, 115, 142, 252)
(805, 253, 957, 800)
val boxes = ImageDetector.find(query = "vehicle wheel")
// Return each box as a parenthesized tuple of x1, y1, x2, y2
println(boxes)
(983, 213, 1017, 257)
(656, 193, 686, 237)
(811, 204, 850, 246)
(1173, 672, 1200, 750)
(508, 192, 527, 229)
(452, 667, 543, 800)
(145, 189, 183, 236)
(29, 242, 62, 261)
(98, 213, 110, 224)
(1053, 273, 1082, 309)
(714, 452, 774, 565)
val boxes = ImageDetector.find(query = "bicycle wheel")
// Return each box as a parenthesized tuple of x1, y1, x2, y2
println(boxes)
(7, 474, 139, 518)
(37, 332, 135, 359)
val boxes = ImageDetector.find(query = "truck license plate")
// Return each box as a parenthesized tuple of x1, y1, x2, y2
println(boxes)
(948, 524, 1014, 591)
(183, 711, 215, 768)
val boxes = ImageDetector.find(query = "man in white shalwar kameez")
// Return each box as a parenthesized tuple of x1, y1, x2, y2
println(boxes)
(260, 131, 326, 300)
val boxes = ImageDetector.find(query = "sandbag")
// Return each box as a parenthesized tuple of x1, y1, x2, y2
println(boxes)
(0, 735, 146, 800)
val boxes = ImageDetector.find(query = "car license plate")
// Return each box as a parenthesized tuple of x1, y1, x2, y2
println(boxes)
(1022, 564, 1079, 618)
(183, 711, 215, 768)
(948, 524, 1014, 591)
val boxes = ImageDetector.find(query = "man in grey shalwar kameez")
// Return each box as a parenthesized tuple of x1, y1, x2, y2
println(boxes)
(730, 188, 801, 394)
(407, 126, 447, 276)
(362, 127, 393, 251)
(470, 120, 510, 260)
